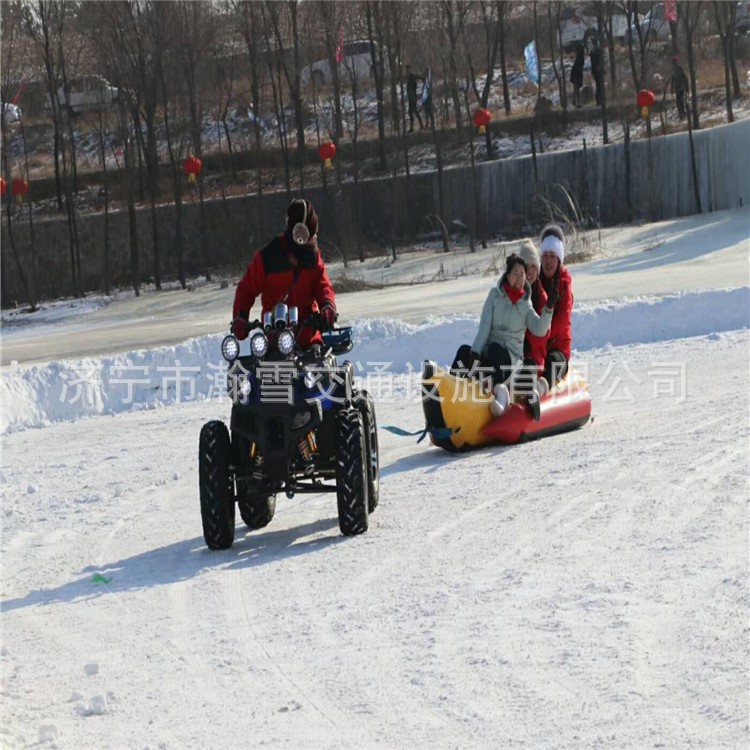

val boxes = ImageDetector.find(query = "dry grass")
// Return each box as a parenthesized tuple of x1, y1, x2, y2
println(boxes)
(331, 268, 383, 294)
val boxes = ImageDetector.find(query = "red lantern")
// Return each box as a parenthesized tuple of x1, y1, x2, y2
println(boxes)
(318, 141, 336, 169)
(473, 108, 491, 134)
(12, 178, 29, 204)
(636, 89, 655, 119)
(183, 155, 202, 185)
(0, 177, 5, 197)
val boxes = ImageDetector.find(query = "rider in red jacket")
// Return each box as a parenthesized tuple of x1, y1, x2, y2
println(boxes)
(232, 199, 336, 349)
(539, 224, 573, 384)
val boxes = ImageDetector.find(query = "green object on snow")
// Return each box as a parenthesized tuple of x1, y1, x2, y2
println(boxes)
(91, 573, 111, 585)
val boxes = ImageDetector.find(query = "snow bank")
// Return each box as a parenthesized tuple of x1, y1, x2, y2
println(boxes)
(2, 287, 747, 435)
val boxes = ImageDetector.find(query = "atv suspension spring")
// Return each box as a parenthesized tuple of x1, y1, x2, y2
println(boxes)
(297, 435, 312, 463)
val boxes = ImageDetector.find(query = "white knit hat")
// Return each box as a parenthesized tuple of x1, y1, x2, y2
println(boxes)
(540, 224, 565, 265)
(518, 239, 540, 272)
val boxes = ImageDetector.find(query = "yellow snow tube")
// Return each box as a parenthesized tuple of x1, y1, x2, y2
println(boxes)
(421, 362, 495, 450)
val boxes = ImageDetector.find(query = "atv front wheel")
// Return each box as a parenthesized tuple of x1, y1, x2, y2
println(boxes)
(335, 409, 370, 536)
(199, 420, 235, 550)
(238, 491, 276, 531)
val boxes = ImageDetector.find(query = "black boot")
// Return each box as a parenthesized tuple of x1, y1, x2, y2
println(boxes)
(528, 385, 541, 422)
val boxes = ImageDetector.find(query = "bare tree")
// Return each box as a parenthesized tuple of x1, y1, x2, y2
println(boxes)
(1, 0, 38, 308)
(625, 1, 658, 92)
(265, 0, 306, 190)
(603, 1, 619, 91)
(463, 0, 502, 157)
(103, 0, 144, 296)
(533, 2, 544, 153)
(713, 1, 737, 122)
(316, 1, 345, 142)
(596, 3, 609, 144)
(341, 2, 367, 263)
(175, 0, 215, 281)
(547, 3, 566, 113)
(680, 0, 703, 130)
(261, 2, 292, 196)
(439, 0, 470, 132)
(497, 0, 512, 116)
(365, 1, 388, 171)
(235, 0, 268, 235)
(23, 0, 82, 296)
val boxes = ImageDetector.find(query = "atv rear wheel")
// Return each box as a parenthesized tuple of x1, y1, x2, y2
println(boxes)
(359, 390, 380, 513)
(335, 409, 369, 536)
(199, 420, 235, 550)
(238, 491, 276, 531)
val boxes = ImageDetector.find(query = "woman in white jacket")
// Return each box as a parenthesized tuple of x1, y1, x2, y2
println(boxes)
(451, 254, 556, 419)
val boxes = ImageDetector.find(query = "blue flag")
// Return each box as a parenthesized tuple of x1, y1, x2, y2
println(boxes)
(524, 41, 540, 86)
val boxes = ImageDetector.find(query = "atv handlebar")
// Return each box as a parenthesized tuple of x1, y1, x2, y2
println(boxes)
(230, 313, 336, 337)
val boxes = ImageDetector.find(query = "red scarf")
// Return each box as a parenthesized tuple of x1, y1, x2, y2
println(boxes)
(502, 280, 525, 305)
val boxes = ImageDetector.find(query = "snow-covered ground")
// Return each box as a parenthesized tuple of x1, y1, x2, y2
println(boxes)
(1, 208, 749, 748)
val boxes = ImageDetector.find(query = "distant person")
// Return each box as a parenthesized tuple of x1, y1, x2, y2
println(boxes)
(589, 37, 605, 107)
(670, 55, 689, 120)
(405, 65, 423, 133)
(570, 44, 585, 108)
(538, 224, 573, 386)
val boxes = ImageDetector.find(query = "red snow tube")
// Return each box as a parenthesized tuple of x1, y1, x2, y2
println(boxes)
(481, 378, 592, 444)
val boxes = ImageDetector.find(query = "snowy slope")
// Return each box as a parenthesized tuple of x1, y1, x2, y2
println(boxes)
(1, 206, 749, 366)
(1, 208, 749, 749)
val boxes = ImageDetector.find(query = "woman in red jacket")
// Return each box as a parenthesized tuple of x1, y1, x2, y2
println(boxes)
(538, 224, 573, 385)
(232, 199, 336, 349)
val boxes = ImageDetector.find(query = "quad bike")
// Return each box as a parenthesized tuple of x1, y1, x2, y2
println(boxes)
(198, 304, 379, 550)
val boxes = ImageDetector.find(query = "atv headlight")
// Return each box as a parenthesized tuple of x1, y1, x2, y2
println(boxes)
(221, 335, 240, 362)
(302, 368, 318, 390)
(250, 331, 269, 359)
(277, 329, 295, 356)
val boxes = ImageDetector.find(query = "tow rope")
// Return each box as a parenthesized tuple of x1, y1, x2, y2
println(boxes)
(382, 425, 460, 443)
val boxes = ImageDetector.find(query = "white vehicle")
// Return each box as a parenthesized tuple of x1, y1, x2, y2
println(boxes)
(1, 102, 21, 124)
(301, 40, 386, 87)
(628, 3, 672, 43)
(559, 6, 632, 52)
(44, 75, 120, 115)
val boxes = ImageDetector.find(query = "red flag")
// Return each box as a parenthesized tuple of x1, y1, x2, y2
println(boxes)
(11, 79, 26, 106)
(335, 24, 344, 64)
(664, 0, 677, 22)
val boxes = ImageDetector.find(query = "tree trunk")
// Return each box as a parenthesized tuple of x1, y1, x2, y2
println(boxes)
(19, 118, 37, 308)
(97, 113, 111, 295)
(498, 1, 511, 115)
(597, 5, 609, 145)
(683, 3, 701, 131)
(366, 2, 387, 172)
(533, 3, 544, 153)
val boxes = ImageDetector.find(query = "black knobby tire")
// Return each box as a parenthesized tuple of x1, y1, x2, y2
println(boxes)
(199, 420, 235, 550)
(335, 409, 370, 536)
(238, 491, 276, 531)
(359, 390, 380, 513)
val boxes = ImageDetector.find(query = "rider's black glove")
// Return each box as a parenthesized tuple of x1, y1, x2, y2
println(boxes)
(320, 303, 336, 331)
